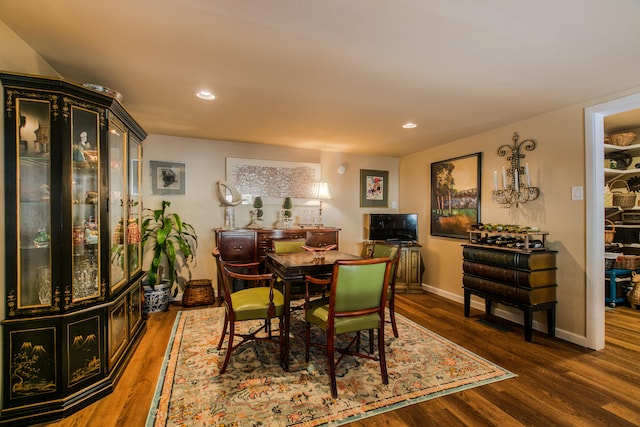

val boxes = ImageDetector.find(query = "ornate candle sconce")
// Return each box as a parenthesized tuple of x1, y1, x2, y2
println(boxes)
(492, 132, 540, 207)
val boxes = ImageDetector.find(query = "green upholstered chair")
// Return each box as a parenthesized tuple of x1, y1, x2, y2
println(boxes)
(304, 257, 393, 398)
(272, 239, 326, 306)
(212, 248, 260, 300)
(215, 256, 284, 374)
(272, 238, 306, 254)
(370, 243, 401, 337)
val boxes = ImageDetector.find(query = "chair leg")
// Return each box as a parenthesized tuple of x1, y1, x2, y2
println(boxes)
(217, 311, 229, 350)
(279, 315, 284, 363)
(220, 321, 235, 374)
(377, 325, 389, 385)
(327, 332, 338, 398)
(389, 298, 399, 338)
(305, 320, 311, 363)
(368, 329, 374, 354)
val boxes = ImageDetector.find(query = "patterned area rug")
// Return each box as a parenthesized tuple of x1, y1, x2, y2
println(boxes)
(147, 307, 515, 426)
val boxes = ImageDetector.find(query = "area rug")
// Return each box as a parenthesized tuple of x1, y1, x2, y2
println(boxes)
(146, 307, 515, 426)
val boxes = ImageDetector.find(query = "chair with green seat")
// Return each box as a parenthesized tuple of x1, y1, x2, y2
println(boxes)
(304, 257, 393, 398)
(212, 247, 260, 301)
(272, 238, 326, 307)
(216, 261, 285, 374)
(370, 242, 401, 337)
(272, 238, 306, 254)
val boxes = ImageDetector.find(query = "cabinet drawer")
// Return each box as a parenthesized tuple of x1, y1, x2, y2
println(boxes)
(216, 232, 256, 262)
(306, 231, 338, 247)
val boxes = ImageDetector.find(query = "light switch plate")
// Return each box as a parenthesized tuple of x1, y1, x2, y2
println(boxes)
(571, 186, 583, 201)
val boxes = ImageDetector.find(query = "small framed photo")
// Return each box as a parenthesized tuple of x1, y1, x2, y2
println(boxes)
(360, 169, 388, 207)
(150, 160, 186, 196)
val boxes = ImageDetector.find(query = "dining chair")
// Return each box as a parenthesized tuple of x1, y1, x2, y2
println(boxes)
(272, 238, 306, 254)
(213, 250, 284, 374)
(272, 239, 325, 308)
(212, 248, 260, 300)
(304, 257, 393, 398)
(370, 243, 401, 337)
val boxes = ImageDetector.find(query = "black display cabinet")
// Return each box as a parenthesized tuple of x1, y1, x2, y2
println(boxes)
(0, 72, 147, 426)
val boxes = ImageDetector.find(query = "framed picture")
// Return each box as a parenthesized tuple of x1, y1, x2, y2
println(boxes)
(360, 169, 388, 207)
(150, 160, 186, 196)
(430, 152, 481, 239)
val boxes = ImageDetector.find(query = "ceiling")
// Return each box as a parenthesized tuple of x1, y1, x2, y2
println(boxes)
(2, 0, 640, 157)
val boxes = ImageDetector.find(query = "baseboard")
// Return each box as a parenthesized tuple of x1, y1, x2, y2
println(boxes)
(420, 283, 587, 347)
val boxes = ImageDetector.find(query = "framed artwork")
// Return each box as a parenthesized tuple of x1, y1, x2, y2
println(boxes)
(430, 152, 481, 239)
(226, 157, 320, 204)
(360, 169, 388, 207)
(150, 160, 186, 196)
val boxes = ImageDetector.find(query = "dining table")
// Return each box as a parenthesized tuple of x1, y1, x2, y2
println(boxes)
(264, 250, 362, 371)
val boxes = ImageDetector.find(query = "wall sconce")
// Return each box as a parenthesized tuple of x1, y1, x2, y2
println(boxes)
(492, 132, 540, 208)
(313, 180, 332, 226)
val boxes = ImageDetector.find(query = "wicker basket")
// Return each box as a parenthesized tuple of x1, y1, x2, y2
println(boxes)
(610, 180, 637, 208)
(628, 272, 640, 309)
(605, 131, 637, 147)
(605, 219, 616, 244)
(182, 279, 214, 307)
(614, 255, 640, 270)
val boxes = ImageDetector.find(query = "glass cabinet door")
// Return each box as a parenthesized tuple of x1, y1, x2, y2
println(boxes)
(16, 99, 52, 309)
(71, 107, 101, 302)
(127, 138, 142, 275)
(109, 118, 128, 292)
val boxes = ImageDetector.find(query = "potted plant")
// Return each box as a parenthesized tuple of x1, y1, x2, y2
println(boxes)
(141, 200, 198, 313)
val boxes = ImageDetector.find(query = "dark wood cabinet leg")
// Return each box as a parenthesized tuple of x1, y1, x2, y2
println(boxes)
(547, 305, 556, 337)
(524, 308, 533, 342)
(464, 290, 471, 317)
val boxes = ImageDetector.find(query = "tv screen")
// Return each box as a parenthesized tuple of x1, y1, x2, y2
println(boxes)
(366, 214, 418, 242)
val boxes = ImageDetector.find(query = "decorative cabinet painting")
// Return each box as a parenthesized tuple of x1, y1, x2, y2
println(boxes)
(1, 72, 147, 426)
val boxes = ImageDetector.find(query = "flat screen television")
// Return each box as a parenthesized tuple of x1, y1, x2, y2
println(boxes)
(365, 213, 418, 243)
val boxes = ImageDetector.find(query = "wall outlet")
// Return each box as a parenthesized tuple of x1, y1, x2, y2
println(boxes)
(571, 186, 583, 201)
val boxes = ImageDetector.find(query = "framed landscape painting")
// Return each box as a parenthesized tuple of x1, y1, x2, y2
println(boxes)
(430, 152, 481, 239)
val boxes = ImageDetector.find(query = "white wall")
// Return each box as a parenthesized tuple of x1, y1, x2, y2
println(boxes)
(141, 134, 399, 293)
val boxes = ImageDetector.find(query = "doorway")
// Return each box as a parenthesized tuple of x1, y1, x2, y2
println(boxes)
(585, 93, 640, 350)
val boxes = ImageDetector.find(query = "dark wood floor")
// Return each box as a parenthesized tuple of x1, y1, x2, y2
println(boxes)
(40, 293, 640, 427)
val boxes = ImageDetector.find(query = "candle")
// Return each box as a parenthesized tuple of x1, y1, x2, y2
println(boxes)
(525, 163, 531, 186)
(502, 167, 507, 188)
(493, 170, 498, 191)
(515, 169, 519, 189)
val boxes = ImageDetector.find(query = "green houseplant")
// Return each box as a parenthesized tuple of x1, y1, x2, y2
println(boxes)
(141, 200, 198, 312)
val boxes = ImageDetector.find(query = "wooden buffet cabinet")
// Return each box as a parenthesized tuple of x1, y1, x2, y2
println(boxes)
(214, 228, 340, 294)
(1, 73, 146, 426)
(462, 230, 557, 342)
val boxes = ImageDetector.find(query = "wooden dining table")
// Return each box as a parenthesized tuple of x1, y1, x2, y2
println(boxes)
(264, 250, 362, 371)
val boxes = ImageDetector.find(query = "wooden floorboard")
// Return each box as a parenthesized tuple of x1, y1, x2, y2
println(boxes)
(37, 292, 640, 427)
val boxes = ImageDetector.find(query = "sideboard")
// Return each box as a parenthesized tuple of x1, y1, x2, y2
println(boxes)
(214, 228, 339, 295)
(462, 243, 557, 342)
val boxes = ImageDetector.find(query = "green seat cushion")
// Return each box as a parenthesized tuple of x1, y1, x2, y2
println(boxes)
(306, 300, 381, 335)
(230, 287, 285, 321)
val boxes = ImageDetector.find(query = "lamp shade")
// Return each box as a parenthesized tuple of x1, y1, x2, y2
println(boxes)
(314, 181, 332, 200)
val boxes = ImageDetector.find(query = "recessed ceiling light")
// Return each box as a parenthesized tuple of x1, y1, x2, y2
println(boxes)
(195, 90, 216, 100)
(402, 122, 417, 129)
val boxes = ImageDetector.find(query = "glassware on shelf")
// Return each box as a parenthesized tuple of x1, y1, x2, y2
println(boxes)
(73, 258, 99, 300)
(36, 265, 51, 305)
(33, 228, 50, 248)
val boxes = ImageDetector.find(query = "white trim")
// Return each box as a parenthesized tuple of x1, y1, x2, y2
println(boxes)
(422, 284, 583, 344)
(584, 92, 640, 350)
